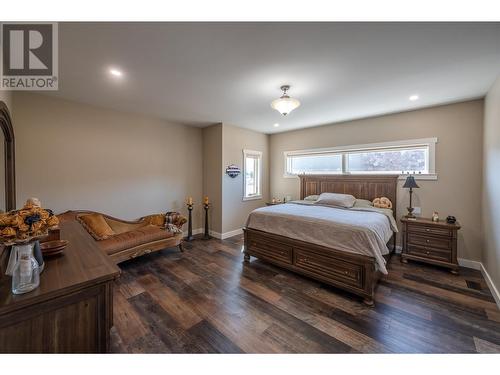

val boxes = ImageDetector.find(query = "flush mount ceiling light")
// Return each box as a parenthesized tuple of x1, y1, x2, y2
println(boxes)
(273, 123, 280, 128)
(409, 94, 419, 101)
(109, 68, 123, 77)
(271, 85, 301, 116)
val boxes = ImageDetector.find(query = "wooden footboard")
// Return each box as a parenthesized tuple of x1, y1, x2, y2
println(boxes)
(243, 228, 382, 306)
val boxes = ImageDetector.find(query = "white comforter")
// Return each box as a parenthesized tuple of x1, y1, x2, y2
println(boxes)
(245, 201, 397, 274)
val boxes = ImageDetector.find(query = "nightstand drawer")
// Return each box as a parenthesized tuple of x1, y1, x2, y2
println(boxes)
(407, 233, 452, 250)
(407, 244, 451, 262)
(407, 223, 452, 237)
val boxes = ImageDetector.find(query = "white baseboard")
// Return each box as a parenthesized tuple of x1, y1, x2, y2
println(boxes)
(221, 228, 244, 239)
(209, 230, 222, 239)
(208, 228, 243, 240)
(184, 228, 238, 240)
(480, 263, 500, 308)
(458, 258, 482, 270)
(183, 228, 203, 238)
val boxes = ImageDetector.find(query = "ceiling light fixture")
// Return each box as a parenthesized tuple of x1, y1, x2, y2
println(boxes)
(409, 94, 419, 101)
(271, 85, 301, 116)
(273, 123, 280, 128)
(109, 68, 123, 77)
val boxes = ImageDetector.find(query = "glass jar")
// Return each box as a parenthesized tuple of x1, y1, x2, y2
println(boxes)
(11, 243, 40, 295)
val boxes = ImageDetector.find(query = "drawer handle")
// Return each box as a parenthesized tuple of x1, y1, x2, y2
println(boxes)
(426, 251, 430, 255)
(426, 228, 430, 232)
(426, 239, 430, 243)
(344, 271, 349, 275)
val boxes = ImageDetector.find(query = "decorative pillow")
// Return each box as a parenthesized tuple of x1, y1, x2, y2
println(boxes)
(77, 213, 115, 240)
(143, 214, 166, 227)
(303, 195, 319, 201)
(165, 211, 186, 232)
(354, 199, 374, 208)
(373, 197, 393, 209)
(315, 192, 356, 208)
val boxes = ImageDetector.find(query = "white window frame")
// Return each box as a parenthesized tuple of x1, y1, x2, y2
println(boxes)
(283, 138, 437, 180)
(243, 149, 263, 201)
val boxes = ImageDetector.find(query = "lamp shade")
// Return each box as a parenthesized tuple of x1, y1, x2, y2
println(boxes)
(271, 85, 301, 116)
(271, 96, 300, 116)
(403, 175, 419, 189)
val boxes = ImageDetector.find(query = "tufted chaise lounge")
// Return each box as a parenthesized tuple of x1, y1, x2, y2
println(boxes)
(58, 210, 186, 264)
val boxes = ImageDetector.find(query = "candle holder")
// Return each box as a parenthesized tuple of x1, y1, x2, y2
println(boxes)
(203, 202, 211, 240)
(186, 203, 194, 241)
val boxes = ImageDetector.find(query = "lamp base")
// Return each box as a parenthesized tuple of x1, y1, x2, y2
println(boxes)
(405, 207, 416, 219)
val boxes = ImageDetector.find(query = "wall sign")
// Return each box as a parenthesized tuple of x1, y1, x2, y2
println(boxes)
(225, 164, 241, 178)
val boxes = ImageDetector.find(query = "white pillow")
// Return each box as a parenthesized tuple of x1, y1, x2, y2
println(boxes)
(303, 195, 319, 201)
(354, 199, 374, 208)
(315, 192, 356, 208)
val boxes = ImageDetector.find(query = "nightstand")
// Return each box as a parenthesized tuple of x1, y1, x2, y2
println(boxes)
(401, 217, 461, 274)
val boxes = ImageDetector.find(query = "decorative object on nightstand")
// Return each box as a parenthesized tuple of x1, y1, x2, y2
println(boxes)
(186, 197, 194, 242)
(266, 198, 283, 206)
(432, 211, 439, 222)
(401, 216, 461, 274)
(446, 215, 456, 224)
(402, 174, 419, 218)
(203, 196, 211, 240)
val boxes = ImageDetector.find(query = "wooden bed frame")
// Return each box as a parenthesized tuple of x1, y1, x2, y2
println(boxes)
(243, 174, 399, 306)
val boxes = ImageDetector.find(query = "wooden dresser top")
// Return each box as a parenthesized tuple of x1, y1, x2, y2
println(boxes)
(0, 220, 120, 315)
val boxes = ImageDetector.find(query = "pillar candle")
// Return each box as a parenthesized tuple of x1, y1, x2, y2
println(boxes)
(204, 196, 209, 205)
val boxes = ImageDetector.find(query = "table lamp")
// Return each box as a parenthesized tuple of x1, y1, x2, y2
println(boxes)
(403, 175, 419, 218)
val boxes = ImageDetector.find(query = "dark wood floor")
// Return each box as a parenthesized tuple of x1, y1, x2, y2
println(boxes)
(110, 235, 500, 353)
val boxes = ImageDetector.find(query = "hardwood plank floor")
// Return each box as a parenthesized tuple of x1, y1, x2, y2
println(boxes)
(110, 235, 500, 353)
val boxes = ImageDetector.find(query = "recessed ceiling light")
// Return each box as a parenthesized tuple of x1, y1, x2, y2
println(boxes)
(273, 123, 280, 128)
(409, 94, 419, 101)
(109, 68, 123, 77)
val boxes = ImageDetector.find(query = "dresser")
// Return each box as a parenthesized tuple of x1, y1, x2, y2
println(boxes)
(0, 220, 120, 353)
(401, 217, 461, 274)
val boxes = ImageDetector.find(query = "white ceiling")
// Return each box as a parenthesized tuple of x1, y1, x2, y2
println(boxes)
(49, 22, 500, 134)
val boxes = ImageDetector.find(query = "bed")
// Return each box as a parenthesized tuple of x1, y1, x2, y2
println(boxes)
(243, 174, 398, 306)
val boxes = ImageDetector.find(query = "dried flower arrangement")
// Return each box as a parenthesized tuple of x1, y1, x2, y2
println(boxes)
(0, 198, 59, 244)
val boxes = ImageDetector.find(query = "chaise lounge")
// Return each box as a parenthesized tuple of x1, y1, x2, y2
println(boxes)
(58, 210, 186, 264)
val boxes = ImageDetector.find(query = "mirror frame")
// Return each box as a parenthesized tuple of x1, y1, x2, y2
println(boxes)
(0, 101, 16, 211)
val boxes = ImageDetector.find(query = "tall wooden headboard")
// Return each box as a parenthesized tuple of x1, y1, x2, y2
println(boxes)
(299, 174, 399, 217)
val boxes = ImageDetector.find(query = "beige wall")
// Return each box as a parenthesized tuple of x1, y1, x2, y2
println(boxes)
(270, 100, 484, 261)
(12, 93, 203, 227)
(483, 76, 500, 292)
(222, 124, 269, 234)
(202, 124, 223, 233)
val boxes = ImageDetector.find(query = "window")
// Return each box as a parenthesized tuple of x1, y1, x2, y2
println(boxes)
(243, 149, 262, 200)
(287, 153, 342, 175)
(284, 138, 437, 179)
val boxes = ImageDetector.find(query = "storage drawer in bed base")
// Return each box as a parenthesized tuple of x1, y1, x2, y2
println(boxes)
(243, 228, 379, 304)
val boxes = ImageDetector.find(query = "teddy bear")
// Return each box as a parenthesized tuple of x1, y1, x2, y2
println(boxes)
(373, 197, 393, 209)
